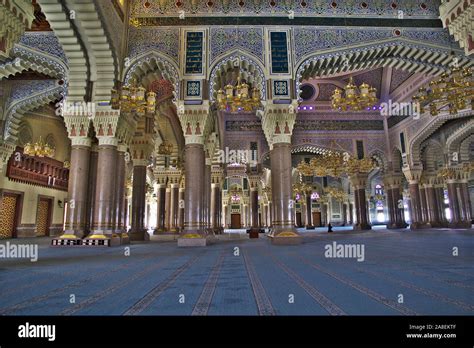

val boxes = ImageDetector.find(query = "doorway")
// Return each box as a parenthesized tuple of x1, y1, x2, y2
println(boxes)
(230, 214, 241, 229)
(312, 212, 322, 227)
(296, 212, 302, 227)
(36, 197, 53, 236)
(0, 193, 21, 238)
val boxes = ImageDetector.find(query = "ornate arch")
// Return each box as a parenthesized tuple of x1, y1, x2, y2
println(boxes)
(294, 38, 472, 102)
(3, 81, 66, 144)
(208, 50, 267, 102)
(123, 50, 181, 100)
(367, 149, 388, 174)
(446, 118, 474, 157)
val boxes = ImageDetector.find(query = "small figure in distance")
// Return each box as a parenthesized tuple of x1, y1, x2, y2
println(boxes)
(327, 223, 333, 233)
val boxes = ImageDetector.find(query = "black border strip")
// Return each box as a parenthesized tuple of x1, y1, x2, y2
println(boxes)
(133, 17, 443, 28)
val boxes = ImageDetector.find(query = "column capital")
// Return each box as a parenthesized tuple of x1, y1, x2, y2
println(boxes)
(261, 100, 298, 148)
(402, 165, 423, 182)
(382, 172, 404, 187)
(177, 101, 214, 145)
(130, 134, 154, 165)
(349, 173, 368, 188)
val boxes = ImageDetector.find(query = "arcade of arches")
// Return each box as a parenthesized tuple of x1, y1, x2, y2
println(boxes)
(0, 0, 473, 248)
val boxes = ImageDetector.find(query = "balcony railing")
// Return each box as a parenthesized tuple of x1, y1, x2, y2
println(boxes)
(6, 147, 69, 191)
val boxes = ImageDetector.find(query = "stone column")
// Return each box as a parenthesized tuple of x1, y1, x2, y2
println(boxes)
(349, 203, 354, 224)
(169, 183, 179, 232)
(114, 145, 127, 235)
(203, 159, 211, 230)
(178, 187, 185, 230)
(182, 143, 205, 234)
(210, 183, 216, 229)
(85, 145, 98, 235)
(130, 161, 147, 240)
(419, 185, 430, 226)
(89, 137, 118, 237)
(223, 204, 228, 228)
(305, 193, 313, 229)
(425, 184, 442, 227)
(154, 184, 166, 233)
(262, 102, 301, 244)
(249, 188, 259, 234)
(384, 174, 407, 229)
(351, 174, 371, 230)
(270, 142, 300, 243)
(342, 203, 348, 226)
(164, 187, 171, 230)
(61, 137, 91, 239)
(459, 181, 472, 225)
(408, 181, 427, 229)
(447, 180, 470, 228)
(435, 186, 447, 226)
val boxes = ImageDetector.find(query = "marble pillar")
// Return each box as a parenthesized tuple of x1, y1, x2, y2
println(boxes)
(342, 203, 348, 226)
(204, 159, 211, 229)
(270, 142, 301, 244)
(352, 182, 371, 230)
(178, 188, 185, 230)
(90, 139, 118, 237)
(164, 187, 171, 230)
(114, 146, 127, 234)
(62, 139, 91, 238)
(425, 185, 442, 227)
(419, 185, 430, 226)
(459, 181, 472, 225)
(447, 180, 471, 228)
(435, 186, 447, 226)
(170, 183, 179, 232)
(154, 184, 166, 234)
(305, 193, 313, 229)
(85, 146, 98, 235)
(408, 181, 428, 229)
(387, 187, 407, 228)
(349, 203, 354, 224)
(130, 163, 147, 240)
(182, 143, 205, 234)
(249, 188, 259, 233)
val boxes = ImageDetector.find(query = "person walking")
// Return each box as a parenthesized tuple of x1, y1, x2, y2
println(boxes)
(327, 223, 333, 233)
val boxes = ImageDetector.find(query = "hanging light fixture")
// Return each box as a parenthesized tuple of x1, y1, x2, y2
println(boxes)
(331, 76, 378, 112)
(216, 76, 262, 112)
(412, 67, 473, 116)
(111, 79, 156, 115)
(158, 140, 173, 156)
(24, 136, 55, 158)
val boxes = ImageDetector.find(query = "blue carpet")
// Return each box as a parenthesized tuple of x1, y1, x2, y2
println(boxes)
(0, 228, 473, 315)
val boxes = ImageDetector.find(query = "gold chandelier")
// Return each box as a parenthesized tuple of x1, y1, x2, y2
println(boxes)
(437, 167, 456, 180)
(158, 140, 173, 156)
(325, 186, 345, 201)
(111, 79, 156, 115)
(292, 182, 313, 195)
(331, 76, 378, 112)
(24, 136, 55, 158)
(297, 152, 375, 178)
(413, 67, 473, 116)
(216, 76, 261, 112)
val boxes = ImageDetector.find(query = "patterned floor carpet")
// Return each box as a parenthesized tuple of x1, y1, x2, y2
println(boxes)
(0, 227, 473, 315)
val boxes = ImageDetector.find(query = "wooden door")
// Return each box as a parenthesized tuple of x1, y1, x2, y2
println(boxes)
(0, 193, 20, 238)
(296, 212, 302, 227)
(230, 214, 241, 229)
(36, 198, 52, 236)
(312, 212, 322, 227)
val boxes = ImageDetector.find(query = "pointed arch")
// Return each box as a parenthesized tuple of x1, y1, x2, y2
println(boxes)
(208, 50, 267, 102)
